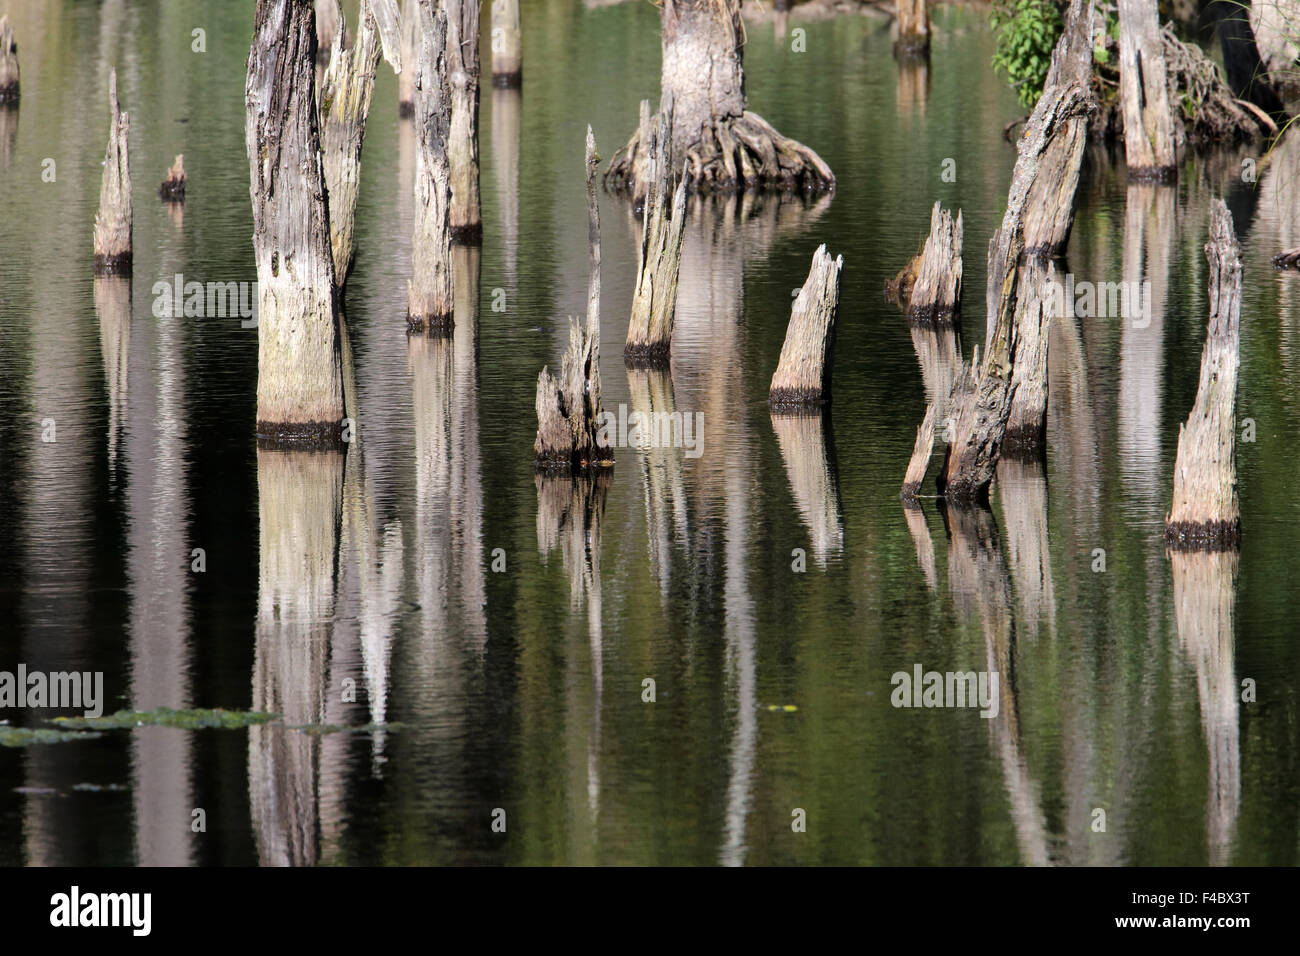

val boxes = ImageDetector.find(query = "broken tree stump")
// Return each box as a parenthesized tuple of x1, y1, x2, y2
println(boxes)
(901, 404, 937, 499)
(1117, 0, 1178, 179)
(398, 0, 418, 116)
(491, 0, 522, 88)
(895, 0, 930, 59)
(407, 0, 454, 335)
(625, 103, 688, 366)
(159, 154, 186, 202)
(905, 201, 962, 326)
(604, 0, 833, 199)
(446, 0, 482, 243)
(768, 244, 843, 409)
(320, 0, 402, 287)
(94, 69, 132, 275)
(246, 0, 346, 446)
(534, 129, 612, 472)
(1165, 200, 1241, 550)
(0, 16, 18, 104)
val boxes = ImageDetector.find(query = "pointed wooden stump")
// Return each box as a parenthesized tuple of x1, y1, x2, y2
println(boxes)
(94, 69, 132, 275)
(905, 201, 962, 326)
(768, 244, 843, 409)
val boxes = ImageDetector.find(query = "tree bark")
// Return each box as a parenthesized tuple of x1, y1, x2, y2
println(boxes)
(895, 0, 930, 59)
(1165, 199, 1241, 549)
(1117, 0, 1177, 179)
(407, 0, 454, 334)
(906, 201, 962, 326)
(246, 0, 346, 445)
(901, 403, 936, 499)
(446, 0, 482, 243)
(768, 244, 843, 408)
(94, 69, 132, 274)
(491, 0, 522, 87)
(0, 16, 18, 104)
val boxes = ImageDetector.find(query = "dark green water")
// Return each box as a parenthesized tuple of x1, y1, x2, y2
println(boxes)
(0, 0, 1297, 865)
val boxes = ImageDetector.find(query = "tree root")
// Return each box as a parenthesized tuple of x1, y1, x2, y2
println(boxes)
(604, 109, 834, 198)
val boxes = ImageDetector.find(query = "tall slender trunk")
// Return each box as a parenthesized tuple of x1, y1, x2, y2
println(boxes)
(408, 0, 454, 333)
(1117, 0, 1177, 178)
(446, 0, 482, 242)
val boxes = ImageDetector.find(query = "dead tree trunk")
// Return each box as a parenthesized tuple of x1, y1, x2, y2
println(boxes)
(768, 244, 843, 409)
(94, 69, 132, 275)
(446, 0, 482, 243)
(1165, 199, 1241, 549)
(535, 129, 612, 472)
(246, 0, 346, 446)
(158, 154, 186, 201)
(625, 103, 688, 366)
(604, 0, 833, 198)
(901, 404, 937, 499)
(0, 16, 18, 104)
(906, 201, 962, 326)
(407, 0, 454, 335)
(1003, 256, 1054, 451)
(1117, 0, 1178, 179)
(398, 0, 418, 116)
(491, 0, 522, 88)
(895, 0, 930, 59)
(320, 0, 402, 288)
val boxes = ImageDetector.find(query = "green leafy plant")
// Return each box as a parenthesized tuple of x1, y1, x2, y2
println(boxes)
(991, 0, 1065, 108)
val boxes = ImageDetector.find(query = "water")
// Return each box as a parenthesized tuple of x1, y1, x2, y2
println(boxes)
(0, 0, 1297, 866)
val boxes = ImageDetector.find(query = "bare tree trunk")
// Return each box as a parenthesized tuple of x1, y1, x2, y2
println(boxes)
(158, 154, 186, 201)
(895, 0, 930, 58)
(320, 0, 402, 288)
(1118, 0, 1177, 179)
(906, 201, 962, 326)
(605, 0, 833, 198)
(94, 69, 132, 274)
(407, 0, 454, 334)
(246, 0, 346, 445)
(1003, 257, 1054, 450)
(626, 103, 688, 365)
(491, 0, 522, 87)
(768, 244, 843, 408)
(1165, 199, 1241, 549)
(398, 0, 418, 116)
(0, 16, 18, 104)
(446, 0, 482, 243)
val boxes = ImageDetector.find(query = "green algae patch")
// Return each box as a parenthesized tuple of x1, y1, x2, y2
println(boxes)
(51, 707, 279, 730)
(0, 725, 104, 747)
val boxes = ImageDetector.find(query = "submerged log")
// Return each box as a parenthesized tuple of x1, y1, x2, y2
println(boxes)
(905, 201, 962, 326)
(398, 0, 418, 116)
(0, 16, 18, 104)
(446, 0, 482, 243)
(407, 1, 454, 335)
(491, 0, 522, 88)
(625, 103, 688, 366)
(895, 0, 930, 59)
(534, 129, 612, 472)
(246, 0, 346, 446)
(1117, 0, 1178, 179)
(1165, 200, 1241, 550)
(320, 0, 402, 287)
(604, 0, 833, 199)
(159, 154, 186, 202)
(94, 69, 132, 275)
(768, 244, 843, 409)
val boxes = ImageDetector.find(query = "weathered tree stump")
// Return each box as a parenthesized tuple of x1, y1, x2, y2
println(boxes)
(535, 129, 613, 472)
(895, 0, 930, 59)
(94, 69, 132, 275)
(604, 0, 834, 199)
(158, 154, 186, 202)
(0, 16, 18, 104)
(1117, 0, 1178, 179)
(398, 0, 418, 117)
(246, 0, 346, 446)
(900, 404, 937, 499)
(768, 244, 843, 409)
(491, 0, 522, 88)
(320, 0, 402, 288)
(1165, 200, 1241, 550)
(905, 201, 962, 326)
(625, 103, 688, 366)
(446, 0, 482, 243)
(407, 0, 454, 335)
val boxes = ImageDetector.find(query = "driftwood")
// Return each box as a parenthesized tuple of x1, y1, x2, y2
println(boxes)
(491, 0, 522, 88)
(1165, 200, 1241, 550)
(768, 244, 843, 409)
(895, 0, 929, 59)
(398, 0, 418, 116)
(407, 1, 454, 335)
(158, 154, 186, 201)
(0, 16, 18, 104)
(625, 103, 688, 365)
(905, 201, 962, 326)
(534, 129, 612, 472)
(1117, 0, 1178, 179)
(604, 0, 834, 199)
(94, 69, 132, 274)
(320, 0, 402, 288)
(246, 0, 346, 445)
(446, 0, 482, 243)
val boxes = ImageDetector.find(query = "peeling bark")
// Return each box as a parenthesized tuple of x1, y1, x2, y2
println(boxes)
(94, 69, 132, 274)
(768, 244, 842, 408)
